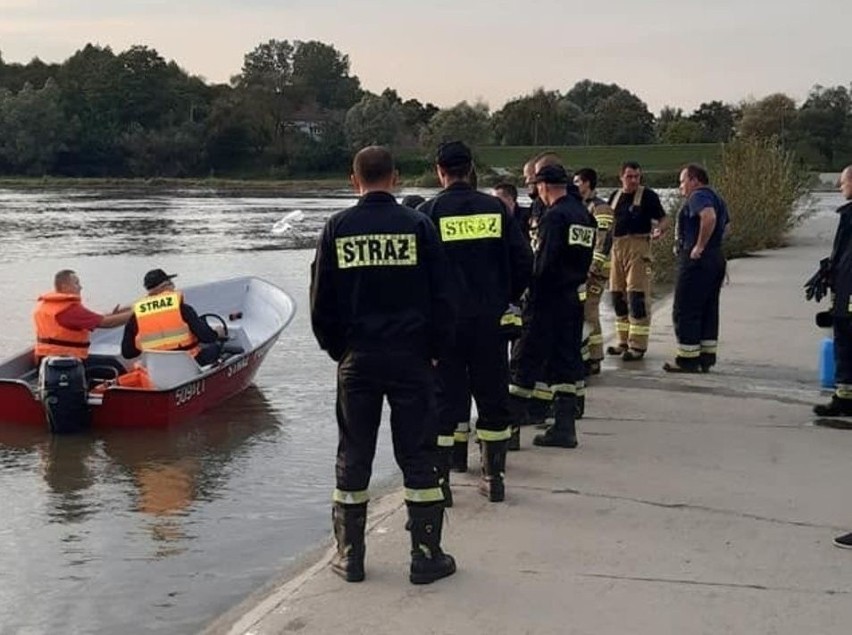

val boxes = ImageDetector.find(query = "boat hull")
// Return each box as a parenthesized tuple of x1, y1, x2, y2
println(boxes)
(0, 276, 294, 430)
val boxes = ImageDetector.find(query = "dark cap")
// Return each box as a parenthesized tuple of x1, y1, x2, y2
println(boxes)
(436, 141, 472, 168)
(533, 164, 571, 185)
(143, 268, 177, 291)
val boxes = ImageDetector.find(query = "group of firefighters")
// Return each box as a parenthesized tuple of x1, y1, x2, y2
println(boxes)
(308, 142, 723, 585)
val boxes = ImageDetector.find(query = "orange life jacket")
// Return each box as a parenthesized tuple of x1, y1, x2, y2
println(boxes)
(33, 292, 91, 359)
(133, 291, 199, 356)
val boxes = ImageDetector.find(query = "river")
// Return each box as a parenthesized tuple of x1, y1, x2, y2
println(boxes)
(0, 186, 839, 635)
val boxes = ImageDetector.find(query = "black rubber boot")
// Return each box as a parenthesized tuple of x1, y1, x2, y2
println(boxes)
(331, 502, 367, 582)
(536, 399, 555, 429)
(437, 447, 453, 508)
(450, 424, 469, 473)
(663, 356, 702, 373)
(478, 439, 507, 502)
(407, 504, 457, 585)
(814, 396, 852, 417)
(607, 343, 628, 356)
(699, 352, 716, 373)
(507, 425, 520, 451)
(575, 394, 585, 420)
(622, 348, 646, 361)
(585, 359, 601, 376)
(533, 394, 578, 448)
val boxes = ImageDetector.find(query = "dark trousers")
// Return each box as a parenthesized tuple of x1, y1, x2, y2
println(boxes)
(834, 317, 852, 395)
(436, 317, 510, 435)
(335, 348, 440, 497)
(511, 292, 584, 394)
(672, 252, 726, 363)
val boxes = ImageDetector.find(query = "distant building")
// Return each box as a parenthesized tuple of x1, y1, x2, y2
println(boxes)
(285, 107, 329, 141)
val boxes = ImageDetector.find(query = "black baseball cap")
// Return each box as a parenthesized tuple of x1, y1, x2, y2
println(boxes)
(532, 164, 571, 184)
(143, 268, 177, 290)
(436, 141, 472, 168)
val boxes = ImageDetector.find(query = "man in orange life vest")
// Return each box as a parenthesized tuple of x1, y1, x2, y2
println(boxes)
(121, 269, 222, 366)
(33, 269, 132, 371)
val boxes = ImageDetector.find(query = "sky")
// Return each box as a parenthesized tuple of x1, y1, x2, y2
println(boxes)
(1, 0, 849, 114)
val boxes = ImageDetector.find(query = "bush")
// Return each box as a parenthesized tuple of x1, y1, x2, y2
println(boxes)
(652, 136, 811, 284)
(715, 137, 811, 256)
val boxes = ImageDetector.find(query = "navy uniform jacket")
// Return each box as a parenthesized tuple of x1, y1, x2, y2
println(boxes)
(531, 189, 596, 303)
(310, 191, 456, 361)
(418, 182, 532, 321)
(831, 201, 852, 318)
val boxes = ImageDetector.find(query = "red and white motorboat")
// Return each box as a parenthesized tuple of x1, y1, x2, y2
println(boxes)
(0, 276, 296, 430)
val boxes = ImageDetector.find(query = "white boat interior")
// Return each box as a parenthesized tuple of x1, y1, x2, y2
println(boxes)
(0, 276, 296, 391)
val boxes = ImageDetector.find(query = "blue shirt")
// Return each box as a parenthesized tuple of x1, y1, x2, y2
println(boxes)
(676, 187, 729, 255)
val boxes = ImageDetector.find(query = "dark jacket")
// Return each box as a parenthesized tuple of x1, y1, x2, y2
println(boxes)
(310, 191, 456, 361)
(831, 201, 852, 318)
(418, 182, 532, 320)
(531, 189, 596, 303)
(121, 301, 217, 359)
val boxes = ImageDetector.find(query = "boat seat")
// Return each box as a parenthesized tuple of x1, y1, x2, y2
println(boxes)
(140, 351, 202, 389)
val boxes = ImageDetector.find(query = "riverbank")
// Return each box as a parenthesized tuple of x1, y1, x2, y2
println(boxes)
(203, 210, 852, 634)
(0, 176, 352, 193)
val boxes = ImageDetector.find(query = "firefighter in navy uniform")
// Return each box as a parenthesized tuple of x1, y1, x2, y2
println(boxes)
(310, 146, 457, 585)
(665, 164, 729, 373)
(509, 164, 596, 448)
(811, 165, 852, 417)
(418, 141, 532, 503)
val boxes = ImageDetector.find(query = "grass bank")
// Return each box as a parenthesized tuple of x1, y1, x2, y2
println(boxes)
(398, 143, 725, 188)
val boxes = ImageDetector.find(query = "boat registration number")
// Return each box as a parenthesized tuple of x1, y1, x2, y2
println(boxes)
(227, 356, 250, 377)
(175, 380, 206, 406)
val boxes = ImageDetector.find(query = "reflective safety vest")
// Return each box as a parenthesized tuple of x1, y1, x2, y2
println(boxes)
(33, 292, 91, 359)
(133, 291, 199, 356)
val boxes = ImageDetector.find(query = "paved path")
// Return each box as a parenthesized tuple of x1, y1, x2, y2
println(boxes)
(205, 212, 852, 635)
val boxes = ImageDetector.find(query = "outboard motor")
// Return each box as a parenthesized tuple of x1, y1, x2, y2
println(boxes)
(39, 356, 90, 434)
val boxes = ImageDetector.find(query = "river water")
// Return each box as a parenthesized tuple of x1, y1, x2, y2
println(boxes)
(0, 186, 839, 635)
(0, 185, 442, 635)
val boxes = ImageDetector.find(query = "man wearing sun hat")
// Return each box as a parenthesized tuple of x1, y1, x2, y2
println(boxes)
(121, 268, 222, 366)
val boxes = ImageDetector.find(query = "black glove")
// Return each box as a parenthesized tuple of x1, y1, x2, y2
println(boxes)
(815, 311, 833, 328)
(804, 258, 832, 302)
(499, 304, 522, 339)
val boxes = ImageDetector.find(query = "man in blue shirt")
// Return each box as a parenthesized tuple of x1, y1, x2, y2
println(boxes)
(664, 164, 729, 373)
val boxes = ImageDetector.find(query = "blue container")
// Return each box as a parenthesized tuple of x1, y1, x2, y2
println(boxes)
(819, 337, 835, 389)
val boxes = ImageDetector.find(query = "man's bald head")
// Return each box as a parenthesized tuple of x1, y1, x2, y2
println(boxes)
(841, 165, 852, 201)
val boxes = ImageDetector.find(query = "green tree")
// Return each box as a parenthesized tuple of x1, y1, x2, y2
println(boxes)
(792, 84, 852, 170)
(492, 89, 582, 145)
(564, 80, 622, 114)
(737, 93, 797, 144)
(655, 106, 684, 141)
(590, 90, 655, 144)
(420, 101, 493, 151)
(0, 79, 73, 174)
(236, 39, 294, 94)
(659, 119, 704, 144)
(689, 100, 736, 142)
(344, 93, 403, 149)
(55, 44, 126, 175)
(290, 40, 361, 110)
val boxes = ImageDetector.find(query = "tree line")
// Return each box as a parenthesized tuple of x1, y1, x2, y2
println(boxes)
(0, 40, 850, 178)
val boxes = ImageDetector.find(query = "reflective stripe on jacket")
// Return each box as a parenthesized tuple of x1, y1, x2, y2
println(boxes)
(33, 292, 91, 359)
(133, 291, 199, 356)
